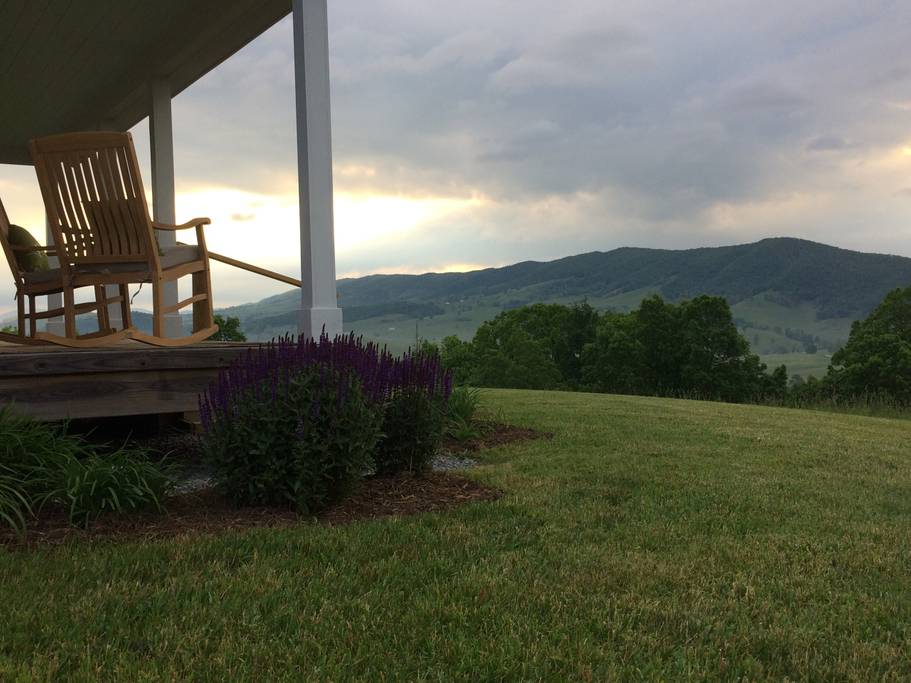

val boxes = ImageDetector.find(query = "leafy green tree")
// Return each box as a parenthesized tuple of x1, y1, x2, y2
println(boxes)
(438, 295, 784, 403)
(636, 295, 684, 394)
(581, 312, 645, 394)
(581, 295, 776, 402)
(209, 315, 247, 342)
(677, 296, 769, 401)
(764, 364, 789, 399)
(507, 302, 598, 387)
(828, 286, 911, 401)
(464, 304, 594, 390)
(470, 317, 561, 389)
(439, 335, 475, 386)
(417, 339, 440, 356)
(474, 302, 598, 389)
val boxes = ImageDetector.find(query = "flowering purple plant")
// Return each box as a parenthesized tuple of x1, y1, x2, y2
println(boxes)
(200, 331, 452, 433)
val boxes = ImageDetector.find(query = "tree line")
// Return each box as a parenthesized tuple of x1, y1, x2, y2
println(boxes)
(425, 285, 911, 407)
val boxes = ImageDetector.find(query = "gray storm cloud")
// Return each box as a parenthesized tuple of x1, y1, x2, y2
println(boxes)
(176, 0, 911, 212)
(1, 0, 910, 310)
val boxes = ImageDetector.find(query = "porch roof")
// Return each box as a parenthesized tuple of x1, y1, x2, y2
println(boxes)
(0, 0, 290, 164)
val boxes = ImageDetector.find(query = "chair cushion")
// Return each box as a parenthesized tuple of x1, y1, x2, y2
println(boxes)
(8, 225, 50, 273)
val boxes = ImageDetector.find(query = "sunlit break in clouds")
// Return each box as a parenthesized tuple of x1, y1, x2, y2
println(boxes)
(334, 192, 483, 259)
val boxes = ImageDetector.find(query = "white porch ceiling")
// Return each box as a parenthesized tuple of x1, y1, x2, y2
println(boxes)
(0, 0, 291, 164)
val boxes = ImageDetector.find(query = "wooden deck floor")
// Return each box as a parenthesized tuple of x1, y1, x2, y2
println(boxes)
(0, 341, 258, 421)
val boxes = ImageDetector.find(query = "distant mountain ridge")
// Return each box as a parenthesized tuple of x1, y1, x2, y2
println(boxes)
(221, 237, 911, 337)
(339, 238, 911, 317)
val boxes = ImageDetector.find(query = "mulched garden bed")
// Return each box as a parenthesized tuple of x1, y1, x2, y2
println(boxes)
(1, 472, 501, 550)
(439, 420, 552, 454)
(319, 472, 501, 525)
(2, 421, 550, 550)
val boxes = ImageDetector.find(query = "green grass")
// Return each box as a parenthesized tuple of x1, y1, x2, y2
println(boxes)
(761, 351, 832, 379)
(3, 391, 911, 680)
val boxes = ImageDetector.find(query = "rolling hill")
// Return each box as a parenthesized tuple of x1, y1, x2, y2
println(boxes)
(216, 237, 911, 376)
(9, 237, 910, 378)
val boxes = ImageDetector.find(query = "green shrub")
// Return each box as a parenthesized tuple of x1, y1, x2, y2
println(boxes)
(445, 418, 480, 442)
(203, 365, 381, 513)
(201, 335, 453, 495)
(445, 386, 482, 440)
(1, 406, 76, 534)
(374, 389, 445, 475)
(41, 448, 174, 528)
(0, 406, 174, 533)
(447, 386, 482, 424)
(0, 463, 31, 536)
(1, 404, 82, 469)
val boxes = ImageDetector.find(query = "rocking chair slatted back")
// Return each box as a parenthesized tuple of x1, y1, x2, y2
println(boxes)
(30, 131, 218, 347)
(30, 132, 156, 268)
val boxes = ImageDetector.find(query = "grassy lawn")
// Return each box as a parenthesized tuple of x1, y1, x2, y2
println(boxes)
(3, 391, 911, 680)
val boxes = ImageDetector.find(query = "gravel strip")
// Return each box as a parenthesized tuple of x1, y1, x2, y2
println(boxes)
(431, 454, 479, 471)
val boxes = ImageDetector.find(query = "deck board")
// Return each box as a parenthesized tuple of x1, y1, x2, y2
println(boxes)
(0, 341, 258, 420)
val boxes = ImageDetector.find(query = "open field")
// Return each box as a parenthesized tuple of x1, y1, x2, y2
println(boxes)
(3, 390, 911, 679)
(762, 351, 832, 379)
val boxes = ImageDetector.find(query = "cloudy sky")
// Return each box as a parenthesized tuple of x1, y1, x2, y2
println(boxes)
(1, 0, 910, 315)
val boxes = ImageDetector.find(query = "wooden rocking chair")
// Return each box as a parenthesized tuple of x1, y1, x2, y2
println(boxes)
(29, 131, 219, 347)
(0, 196, 125, 346)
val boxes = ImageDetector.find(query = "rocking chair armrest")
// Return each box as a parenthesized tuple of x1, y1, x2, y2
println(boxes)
(152, 217, 212, 231)
(10, 244, 56, 254)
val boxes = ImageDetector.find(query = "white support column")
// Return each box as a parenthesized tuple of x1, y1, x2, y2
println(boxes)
(292, 0, 342, 338)
(149, 78, 182, 338)
(97, 120, 124, 331)
(45, 217, 65, 336)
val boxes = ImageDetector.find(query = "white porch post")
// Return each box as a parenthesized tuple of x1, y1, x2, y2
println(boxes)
(292, 0, 342, 338)
(149, 78, 182, 338)
(45, 217, 65, 336)
(97, 121, 125, 330)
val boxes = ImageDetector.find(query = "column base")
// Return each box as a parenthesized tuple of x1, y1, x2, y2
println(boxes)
(299, 306, 343, 339)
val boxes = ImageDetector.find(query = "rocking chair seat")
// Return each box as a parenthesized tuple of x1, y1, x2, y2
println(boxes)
(160, 244, 201, 269)
(74, 245, 201, 277)
(22, 267, 62, 285)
